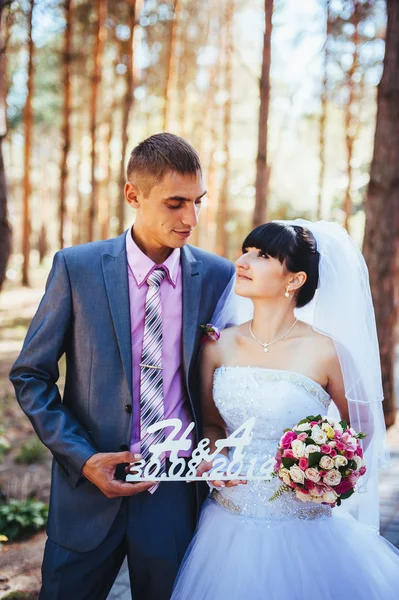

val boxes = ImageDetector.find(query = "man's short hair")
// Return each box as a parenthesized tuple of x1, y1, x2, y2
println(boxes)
(126, 132, 202, 196)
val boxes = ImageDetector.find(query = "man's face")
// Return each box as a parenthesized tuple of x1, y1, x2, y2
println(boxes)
(125, 171, 206, 250)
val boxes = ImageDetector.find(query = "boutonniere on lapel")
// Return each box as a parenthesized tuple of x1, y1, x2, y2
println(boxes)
(200, 323, 221, 346)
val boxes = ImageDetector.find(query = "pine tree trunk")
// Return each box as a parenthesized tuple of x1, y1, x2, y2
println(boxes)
(317, 1, 330, 221)
(88, 0, 107, 242)
(118, 0, 136, 236)
(216, 0, 233, 257)
(253, 0, 273, 228)
(22, 0, 35, 286)
(162, 0, 179, 131)
(363, 0, 399, 428)
(343, 1, 360, 233)
(59, 0, 73, 249)
(0, 1, 12, 292)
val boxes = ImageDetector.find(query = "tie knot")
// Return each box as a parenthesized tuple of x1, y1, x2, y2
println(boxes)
(146, 269, 165, 288)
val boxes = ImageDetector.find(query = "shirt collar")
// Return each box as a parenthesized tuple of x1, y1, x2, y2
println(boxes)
(125, 227, 180, 288)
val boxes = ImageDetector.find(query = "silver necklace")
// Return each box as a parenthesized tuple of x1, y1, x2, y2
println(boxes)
(249, 318, 298, 353)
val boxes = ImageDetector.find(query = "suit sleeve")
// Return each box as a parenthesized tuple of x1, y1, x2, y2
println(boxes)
(9, 251, 98, 487)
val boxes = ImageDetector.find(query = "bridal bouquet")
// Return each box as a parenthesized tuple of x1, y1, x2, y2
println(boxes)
(271, 415, 367, 507)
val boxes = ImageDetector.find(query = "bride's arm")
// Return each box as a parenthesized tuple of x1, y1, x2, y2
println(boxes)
(326, 348, 350, 424)
(199, 340, 226, 456)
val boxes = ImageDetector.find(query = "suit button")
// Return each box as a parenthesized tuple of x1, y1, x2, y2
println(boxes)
(120, 444, 129, 451)
(125, 404, 132, 414)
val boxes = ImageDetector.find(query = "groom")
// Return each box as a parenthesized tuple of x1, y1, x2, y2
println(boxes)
(9, 133, 235, 600)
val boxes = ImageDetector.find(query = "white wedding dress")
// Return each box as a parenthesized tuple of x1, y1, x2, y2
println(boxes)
(171, 366, 399, 600)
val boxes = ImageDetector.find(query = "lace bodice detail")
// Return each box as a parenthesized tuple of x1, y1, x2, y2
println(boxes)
(211, 366, 333, 522)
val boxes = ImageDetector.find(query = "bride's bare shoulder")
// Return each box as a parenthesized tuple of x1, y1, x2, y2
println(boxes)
(202, 323, 250, 366)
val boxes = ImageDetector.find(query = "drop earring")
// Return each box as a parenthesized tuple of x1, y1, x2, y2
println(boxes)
(285, 285, 290, 298)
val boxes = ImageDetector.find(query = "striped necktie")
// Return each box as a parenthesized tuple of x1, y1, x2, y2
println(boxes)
(140, 268, 165, 492)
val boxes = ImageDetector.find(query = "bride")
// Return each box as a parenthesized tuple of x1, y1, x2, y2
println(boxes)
(171, 220, 399, 600)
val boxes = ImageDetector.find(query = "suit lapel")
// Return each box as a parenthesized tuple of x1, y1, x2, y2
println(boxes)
(102, 233, 133, 398)
(181, 245, 203, 382)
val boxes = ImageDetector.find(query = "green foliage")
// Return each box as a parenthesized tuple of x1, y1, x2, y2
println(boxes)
(0, 434, 11, 463)
(2, 592, 39, 599)
(0, 499, 48, 541)
(15, 437, 47, 465)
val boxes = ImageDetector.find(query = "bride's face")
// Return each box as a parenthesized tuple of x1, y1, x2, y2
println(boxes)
(234, 247, 290, 300)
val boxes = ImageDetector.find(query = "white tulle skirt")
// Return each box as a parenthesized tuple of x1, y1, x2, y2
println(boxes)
(171, 497, 399, 600)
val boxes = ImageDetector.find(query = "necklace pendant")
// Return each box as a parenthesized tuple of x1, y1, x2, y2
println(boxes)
(264, 346, 269, 353)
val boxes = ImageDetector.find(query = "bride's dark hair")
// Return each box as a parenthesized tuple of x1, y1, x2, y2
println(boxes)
(241, 222, 320, 308)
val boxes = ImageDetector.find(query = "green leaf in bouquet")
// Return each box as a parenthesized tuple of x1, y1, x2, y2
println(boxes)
(340, 488, 355, 500)
(347, 460, 357, 470)
(281, 457, 296, 469)
(336, 498, 342, 507)
(339, 420, 348, 431)
(304, 438, 314, 445)
(283, 428, 292, 433)
(357, 432, 367, 439)
(307, 452, 322, 467)
(297, 418, 311, 426)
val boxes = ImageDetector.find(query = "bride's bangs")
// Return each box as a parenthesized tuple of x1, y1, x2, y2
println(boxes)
(241, 223, 297, 264)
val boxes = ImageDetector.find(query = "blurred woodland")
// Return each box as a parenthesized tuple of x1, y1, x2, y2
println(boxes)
(0, 0, 398, 421)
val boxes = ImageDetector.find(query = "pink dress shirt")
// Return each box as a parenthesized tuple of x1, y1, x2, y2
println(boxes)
(126, 228, 194, 456)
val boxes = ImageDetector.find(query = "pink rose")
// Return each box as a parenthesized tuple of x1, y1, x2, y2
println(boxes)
(299, 457, 309, 471)
(281, 431, 297, 449)
(283, 449, 295, 459)
(200, 324, 221, 345)
(336, 441, 346, 452)
(356, 446, 364, 458)
(304, 479, 315, 490)
(345, 450, 355, 460)
(342, 432, 352, 443)
(320, 444, 331, 454)
(359, 466, 367, 476)
(330, 449, 337, 458)
(310, 421, 318, 427)
(348, 471, 360, 485)
(297, 433, 307, 441)
(334, 479, 353, 496)
(334, 430, 342, 439)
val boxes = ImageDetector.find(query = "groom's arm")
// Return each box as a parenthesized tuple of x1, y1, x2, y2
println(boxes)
(9, 251, 98, 488)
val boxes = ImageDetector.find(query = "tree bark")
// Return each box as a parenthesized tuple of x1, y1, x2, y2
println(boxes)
(317, 1, 330, 221)
(216, 0, 233, 257)
(0, 1, 12, 292)
(118, 0, 136, 236)
(162, 0, 179, 131)
(343, 1, 360, 233)
(88, 0, 107, 242)
(363, 0, 399, 428)
(22, 0, 35, 286)
(59, 0, 73, 249)
(253, 0, 273, 228)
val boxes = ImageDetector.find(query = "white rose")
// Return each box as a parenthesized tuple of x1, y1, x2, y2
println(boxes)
(279, 468, 292, 486)
(291, 440, 306, 459)
(295, 489, 311, 503)
(304, 467, 321, 483)
(327, 418, 343, 434)
(328, 441, 337, 448)
(290, 465, 305, 484)
(323, 469, 342, 487)
(311, 426, 328, 445)
(295, 423, 312, 432)
(323, 488, 338, 504)
(308, 493, 324, 504)
(354, 455, 363, 470)
(305, 444, 320, 457)
(319, 455, 334, 470)
(334, 456, 348, 469)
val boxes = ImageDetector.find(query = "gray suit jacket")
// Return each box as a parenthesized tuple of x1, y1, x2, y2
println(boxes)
(9, 232, 235, 552)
